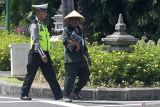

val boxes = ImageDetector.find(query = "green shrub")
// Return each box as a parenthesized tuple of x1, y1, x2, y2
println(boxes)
(88, 40, 160, 87)
(49, 40, 160, 87)
(50, 41, 64, 79)
(1, 32, 160, 87)
(0, 31, 29, 70)
(93, 32, 105, 43)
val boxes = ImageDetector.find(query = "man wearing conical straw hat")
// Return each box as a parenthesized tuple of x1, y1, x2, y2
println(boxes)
(62, 10, 92, 102)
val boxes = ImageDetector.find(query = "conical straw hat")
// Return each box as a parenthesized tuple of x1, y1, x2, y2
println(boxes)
(64, 10, 85, 23)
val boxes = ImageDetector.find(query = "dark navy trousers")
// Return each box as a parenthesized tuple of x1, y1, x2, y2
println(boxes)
(21, 49, 62, 99)
(63, 62, 90, 97)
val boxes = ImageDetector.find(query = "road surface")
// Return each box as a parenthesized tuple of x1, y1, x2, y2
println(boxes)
(0, 96, 160, 107)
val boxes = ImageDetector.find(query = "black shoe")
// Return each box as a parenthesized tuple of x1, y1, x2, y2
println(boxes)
(55, 96, 63, 100)
(20, 96, 32, 100)
(63, 97, 72, 102)
(70, 92, 83, 100)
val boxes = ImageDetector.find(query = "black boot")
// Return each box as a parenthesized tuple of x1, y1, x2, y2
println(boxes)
(70, 92, 83, 100)
(20, 96, 32, 100)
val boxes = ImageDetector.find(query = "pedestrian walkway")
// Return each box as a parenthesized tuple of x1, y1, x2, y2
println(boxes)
(1, 71, 160, 101)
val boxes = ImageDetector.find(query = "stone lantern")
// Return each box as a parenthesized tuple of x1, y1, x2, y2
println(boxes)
(52, 0, 74, 30)
(51, 3, 63, 41)
(52, 3, 63, 31)
(101, 13, 138, 52)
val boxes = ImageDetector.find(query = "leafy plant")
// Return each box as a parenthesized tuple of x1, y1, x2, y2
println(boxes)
(2, 32, 160, 87)
(0, 31, 29, 70)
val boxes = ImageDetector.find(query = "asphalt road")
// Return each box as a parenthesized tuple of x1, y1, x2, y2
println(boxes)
(1, 96, 160, 107)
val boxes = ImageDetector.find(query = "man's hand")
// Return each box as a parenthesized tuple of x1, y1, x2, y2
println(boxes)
(87, 57, 92, 66)
(68, 40, 80, 52)
(41, 54, 48, 63)
(74, 41, 80, 51)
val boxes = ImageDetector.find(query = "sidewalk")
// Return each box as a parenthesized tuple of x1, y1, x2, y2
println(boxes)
(1, 71, 160, 100)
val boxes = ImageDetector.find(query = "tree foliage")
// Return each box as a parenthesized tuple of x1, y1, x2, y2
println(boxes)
(1, 0, 160, 41)
(10, 0, 61, 29)
(76, 0, 160, 42)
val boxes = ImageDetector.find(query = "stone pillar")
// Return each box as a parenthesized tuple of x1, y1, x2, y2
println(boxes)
(62, 0, 74, 27)
(9, 43, 30, 76)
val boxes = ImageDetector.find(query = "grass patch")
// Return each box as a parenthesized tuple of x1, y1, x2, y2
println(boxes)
(0, 77, 23, 85)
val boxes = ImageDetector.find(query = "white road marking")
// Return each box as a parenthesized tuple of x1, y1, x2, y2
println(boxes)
(73, 100, 160, 104)
(40, 100, 85, 107)
(0, 96, 160, 107)
(0, 96, 85, 107)
(89, 102, 160, 107)
(0, 101, 39, 104)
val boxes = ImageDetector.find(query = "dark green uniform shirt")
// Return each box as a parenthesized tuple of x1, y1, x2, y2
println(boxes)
(62, 26, 88, 63)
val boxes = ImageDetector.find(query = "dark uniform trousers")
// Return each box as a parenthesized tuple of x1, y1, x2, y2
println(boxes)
(63, 62, 90, 97)
(21, 49, 62, 99)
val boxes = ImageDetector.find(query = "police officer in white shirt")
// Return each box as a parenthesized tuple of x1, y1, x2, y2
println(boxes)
(20, 3, 62, 100)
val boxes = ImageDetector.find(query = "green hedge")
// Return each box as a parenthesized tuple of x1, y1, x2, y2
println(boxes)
(50, 41, 64, 79)
(0, 31, 29, 70)
(50, 40, 160, 87)
(89, 41, 160, 87)
(1, 32, 160, 87)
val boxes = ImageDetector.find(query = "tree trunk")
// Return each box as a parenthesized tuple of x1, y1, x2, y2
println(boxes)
(62, 0, 74, 27)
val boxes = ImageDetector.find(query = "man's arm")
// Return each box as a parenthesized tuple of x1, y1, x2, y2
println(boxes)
(30, 23, 47, 63)
(84, 45, 92, 66)
(62, 28, 80, 51)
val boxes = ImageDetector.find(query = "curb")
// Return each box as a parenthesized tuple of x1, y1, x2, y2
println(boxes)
(1, 81, 160, 100)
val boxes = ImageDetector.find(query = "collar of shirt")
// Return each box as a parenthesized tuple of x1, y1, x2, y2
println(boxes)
(36, 16, 45, 25)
